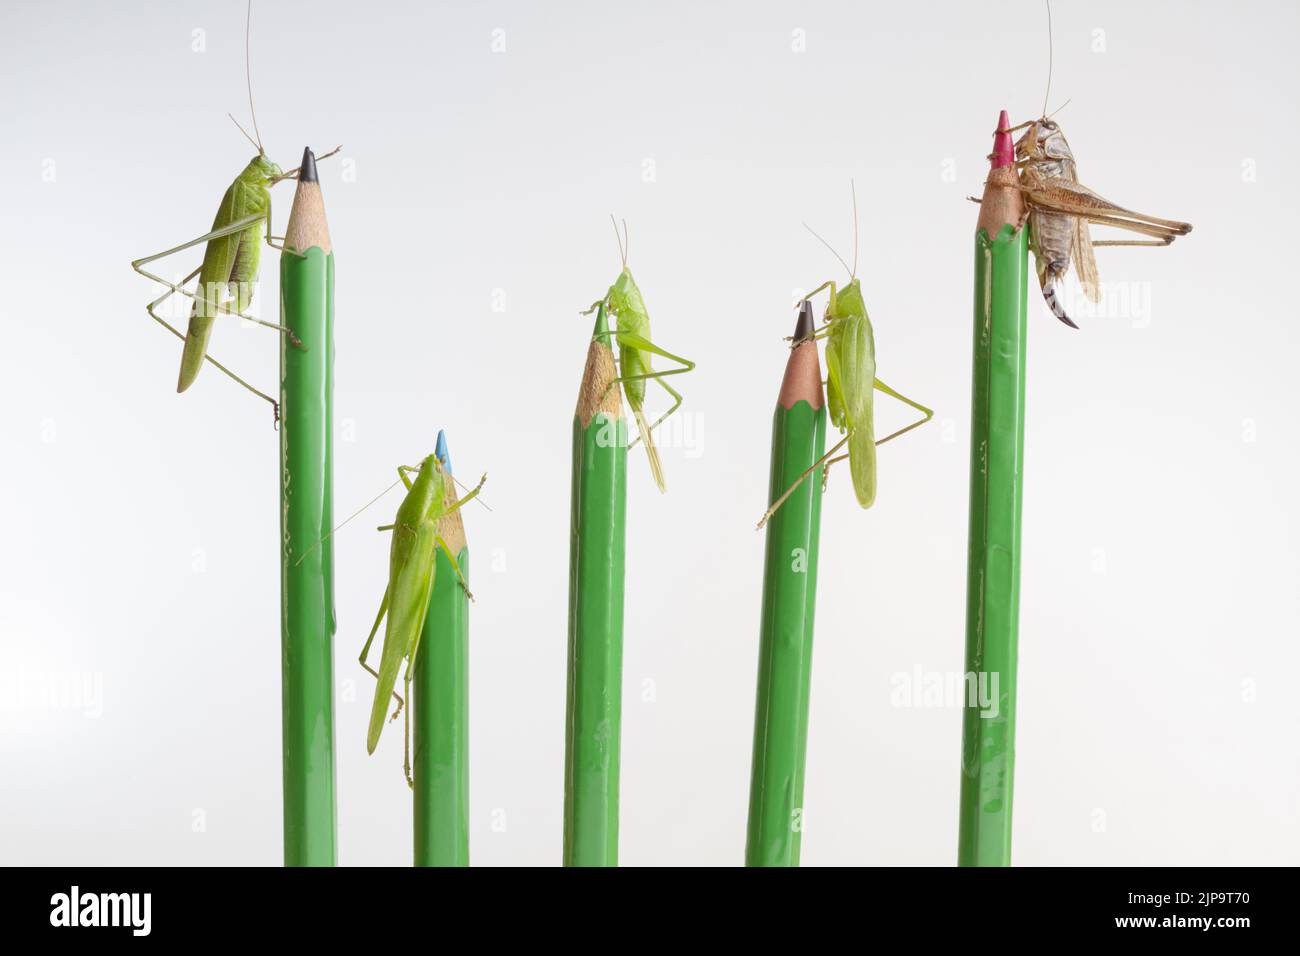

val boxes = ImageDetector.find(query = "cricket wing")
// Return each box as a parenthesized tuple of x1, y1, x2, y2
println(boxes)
(847, 426, 877, 509)
(226, 182, 267, 312)
(837, 315, 878, 509)
(823, 329, 848, 432)
(1072, 216, 1101, 303)
(177, 184, 244, 392)
(365, 523, 439, 753)
(837, 317, 876, 419)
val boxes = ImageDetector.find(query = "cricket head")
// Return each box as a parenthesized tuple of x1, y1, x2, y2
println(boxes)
(241, 153, 285, 188)
(833, 277, 867, 320)
(1016, 118, 1069, 164)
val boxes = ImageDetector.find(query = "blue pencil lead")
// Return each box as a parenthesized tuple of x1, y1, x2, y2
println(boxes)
(435, 429, 452, 474)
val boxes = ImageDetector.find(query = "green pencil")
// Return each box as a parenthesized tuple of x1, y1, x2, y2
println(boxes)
(959, 112, 1029, 866)
(413, 430, 471, 867)
(746, 302, 826, 867)
(279, 147, 337, 867)
(563, 304, 628, 866)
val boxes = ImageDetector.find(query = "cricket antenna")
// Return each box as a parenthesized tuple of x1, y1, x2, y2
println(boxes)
(850, 179, 859, 279)
(293, 476, 404, 567)
(1042, 0, 1054, 119)
(803, 221, 853, 281)
(610, 214, 627, 269)
(1047, 97, 1072, 119)
(245, 0, 265, 154)
(228, 113, 261, 152)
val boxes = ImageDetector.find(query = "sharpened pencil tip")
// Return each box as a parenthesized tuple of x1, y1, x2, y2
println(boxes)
(991, 110, 1014, 170)
(435, 430, 452, 474)
(793, 299, 814, 342)
(299, 147, 318, 183)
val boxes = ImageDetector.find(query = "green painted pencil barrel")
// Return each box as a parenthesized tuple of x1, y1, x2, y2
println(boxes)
(279, 245, 337, 866)
(959, 223, 1028, 866)
(414, 546, 470, 867)
(564, 411, 628, 866)
(747, 400, 826, 866)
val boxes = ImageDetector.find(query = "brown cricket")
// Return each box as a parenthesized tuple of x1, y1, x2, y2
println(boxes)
(991, 0, 1193, 329)
(1003, 114, 1193, 328)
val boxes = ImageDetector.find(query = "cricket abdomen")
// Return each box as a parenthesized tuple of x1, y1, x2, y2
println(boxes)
(1030, 209, 1079, 329)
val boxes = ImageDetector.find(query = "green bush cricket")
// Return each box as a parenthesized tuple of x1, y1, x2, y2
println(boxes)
(359, 452, 486, 787)
(129, 1, 339, 423)
(757, 186, 934, 528)
(583, 218, 696, 492)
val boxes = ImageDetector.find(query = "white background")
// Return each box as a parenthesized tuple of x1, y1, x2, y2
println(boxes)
(1, 0, 1296, 866)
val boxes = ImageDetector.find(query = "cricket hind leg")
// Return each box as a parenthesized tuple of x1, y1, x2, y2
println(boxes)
(131, 213, 267, 272)
(143, 274, 281, 420)
(133, 215, 287, 421)
(1091, 239, 1175, 248)
(402, 625, 427, 789)
(821, 377, 935, 487)
(755, 433, 850, 530)
(1084, 212, 1185, 248)
(641, 376, 685, 442)
(132, 213, 304, 344)
(599, 331, 695, 447)
(625, 374, 687, 450)
(1082, 212, 1186, 243)
(359, 586, 404, 721)
(403, 663, 414, 789)
(136, 262, 303, 346)
(401, 611, 432, 788)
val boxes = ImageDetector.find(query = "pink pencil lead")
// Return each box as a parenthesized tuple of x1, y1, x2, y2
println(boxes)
(991, 109, 1014, 170)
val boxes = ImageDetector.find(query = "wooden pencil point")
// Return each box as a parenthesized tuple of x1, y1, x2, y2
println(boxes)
(976, 165, 1025, 240)
(778, 336, 823, 411)
(977, 111, 1025, 239)
(435, 457, 467, 557)
(286, 153, 332, 255)
(576, 328, 623, 428)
